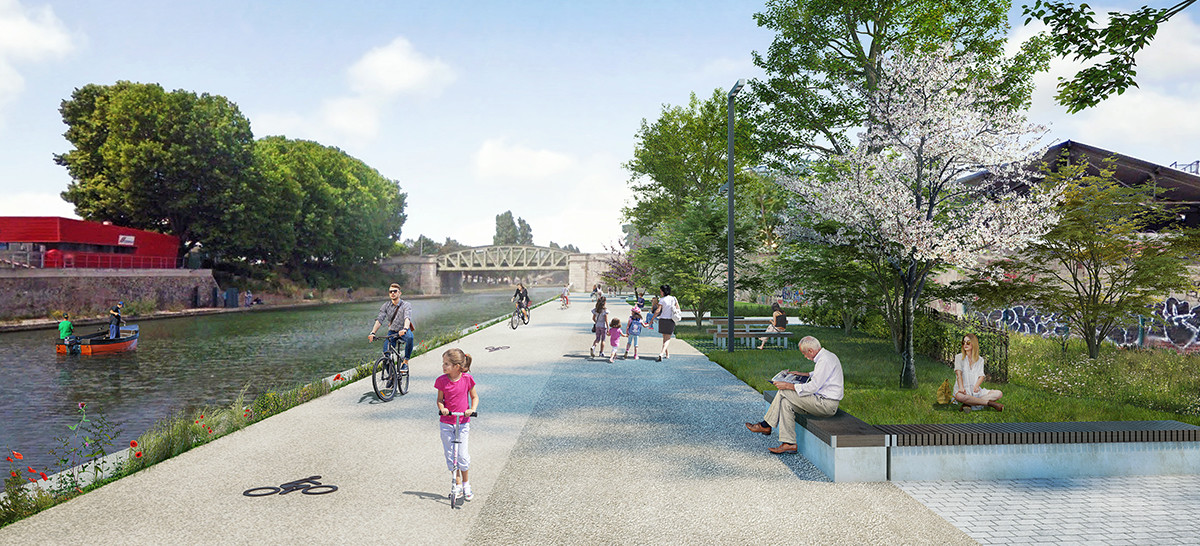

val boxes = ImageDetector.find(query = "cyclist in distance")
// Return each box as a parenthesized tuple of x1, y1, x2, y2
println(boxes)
(512, 282, 531, 322)
(368, 283, 415, 367)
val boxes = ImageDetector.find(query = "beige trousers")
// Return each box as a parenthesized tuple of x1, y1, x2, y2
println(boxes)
(763, 389, 839, 444)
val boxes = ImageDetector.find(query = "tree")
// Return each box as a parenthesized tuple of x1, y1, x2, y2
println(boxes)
(57, 81, 257, 257)
(778, 47, 1063, 388)
(1023, 0, 1195, 113)
(965, 158, 1200, 358)
(747, 0, 1049, 164)
(517, 217, 533, 245)
(404, 235, 441, 255)
(632, 198, 757, 327)
(769, 233, 878, 335)
(599, 240, 648, 295)
(494, 211, 519, 245)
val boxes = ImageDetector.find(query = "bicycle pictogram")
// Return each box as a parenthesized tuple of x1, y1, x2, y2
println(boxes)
(243, 475, 338, 497)
(484, 345, 509, 352)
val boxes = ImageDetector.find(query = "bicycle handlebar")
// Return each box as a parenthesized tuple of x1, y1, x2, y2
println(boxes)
(442, 411, 478, 417)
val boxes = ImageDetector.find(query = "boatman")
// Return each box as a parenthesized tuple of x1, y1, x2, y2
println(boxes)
(108, 301, 124, 339)
(368, 283, 414, 367)
(58, 312, 74, 341)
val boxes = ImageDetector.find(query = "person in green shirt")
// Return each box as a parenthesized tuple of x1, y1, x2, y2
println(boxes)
(58, 313, 74, 339)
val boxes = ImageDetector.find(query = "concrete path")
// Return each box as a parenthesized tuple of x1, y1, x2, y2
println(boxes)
(0, 295, 971, 545)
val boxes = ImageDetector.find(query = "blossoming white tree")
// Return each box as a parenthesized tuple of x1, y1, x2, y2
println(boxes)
(780, 46, 1063, 388)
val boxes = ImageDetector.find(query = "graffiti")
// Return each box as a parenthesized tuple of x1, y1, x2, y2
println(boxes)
(976, 297, 1200, 351)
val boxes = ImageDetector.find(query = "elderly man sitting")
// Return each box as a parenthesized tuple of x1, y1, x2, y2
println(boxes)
(744, 335, 844, 454)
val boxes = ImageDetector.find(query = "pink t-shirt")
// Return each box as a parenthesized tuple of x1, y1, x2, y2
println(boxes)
(609, 326, 622, 345)
(434, 373, 476, 424)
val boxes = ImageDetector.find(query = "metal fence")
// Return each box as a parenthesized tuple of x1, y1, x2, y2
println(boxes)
(0, 250, 183, 269)
(0, 250, 43, 269)
(916, 307, 1009, 383)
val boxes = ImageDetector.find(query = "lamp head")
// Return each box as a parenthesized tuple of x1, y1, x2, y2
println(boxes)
(729, 78, 746, 97)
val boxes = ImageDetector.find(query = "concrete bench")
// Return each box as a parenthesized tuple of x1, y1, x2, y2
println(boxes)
(709, 329, 793, 348)
(761, 390, 1200, 482)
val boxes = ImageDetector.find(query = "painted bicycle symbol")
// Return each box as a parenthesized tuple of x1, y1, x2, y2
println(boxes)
(484, 345, 509, 352)
(243, 475, 338, 497)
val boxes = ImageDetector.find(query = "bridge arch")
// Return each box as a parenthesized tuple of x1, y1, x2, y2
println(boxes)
(381, 245, 609, 295)
(437, 245, 570, 271)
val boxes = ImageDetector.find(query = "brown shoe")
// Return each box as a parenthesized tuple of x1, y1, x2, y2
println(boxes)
(768, 443, 797, 454)
(744, 422, 772, 435)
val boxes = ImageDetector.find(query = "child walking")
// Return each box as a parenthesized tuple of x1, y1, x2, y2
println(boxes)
(624, 307, 643, 359)
(590, 297, 608, 358)
(607, 317, 624, 362)
(435, 348, 479, 502)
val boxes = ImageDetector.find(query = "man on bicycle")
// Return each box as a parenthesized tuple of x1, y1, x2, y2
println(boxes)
(368, 283, 414, 366)
(512, 282, 531, 321)
(560, 283, 570, 308)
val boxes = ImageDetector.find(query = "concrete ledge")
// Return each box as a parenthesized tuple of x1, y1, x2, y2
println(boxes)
(796, 424, 888, 482)
(889, 440, 1200, 481)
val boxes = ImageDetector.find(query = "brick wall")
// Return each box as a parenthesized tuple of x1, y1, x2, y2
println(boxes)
(0, 269, 220, 320)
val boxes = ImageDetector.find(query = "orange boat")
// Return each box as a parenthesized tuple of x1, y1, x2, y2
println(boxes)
(57, 325, 139, 355)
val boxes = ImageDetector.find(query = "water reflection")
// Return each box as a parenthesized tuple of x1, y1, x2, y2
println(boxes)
(0, 288, 558, 473)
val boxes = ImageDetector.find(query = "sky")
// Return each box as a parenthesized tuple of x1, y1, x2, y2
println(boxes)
(1, 1, 1199, 253)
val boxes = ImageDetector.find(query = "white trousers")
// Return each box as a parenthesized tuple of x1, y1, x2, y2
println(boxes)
(440, 422, 471, 472)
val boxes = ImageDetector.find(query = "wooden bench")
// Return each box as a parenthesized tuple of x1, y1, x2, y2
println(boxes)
(760, 390, 1200, 482)
(709, 329, 793, 348)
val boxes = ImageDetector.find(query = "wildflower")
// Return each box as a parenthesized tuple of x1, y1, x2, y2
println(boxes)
(27, 478, 35, 483)
(4, 457, 10, 462)
(334, 374, 343, 381)
(11, 450, 22, 460)
(130, 440, 138, 448)
(9, 471, 16, 478)
(27, 466, 35, 474)
(39, 472, 47, 481)
(78, 402, 85, 409)
(134, 451, 143, 458)
(199, 415, 204, 419)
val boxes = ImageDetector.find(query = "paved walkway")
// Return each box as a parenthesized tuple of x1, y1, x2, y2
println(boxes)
(3, 295, 1198, 544)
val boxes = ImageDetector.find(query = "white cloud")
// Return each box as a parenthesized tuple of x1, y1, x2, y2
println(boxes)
(255, 36, 454, 142)
(0, 191, 78, 217)
(1010, 10, 1200, 164)
(473, 138, 575, 180)
(0, 0, 73, 126)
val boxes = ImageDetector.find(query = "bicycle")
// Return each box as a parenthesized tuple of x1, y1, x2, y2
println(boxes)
(444, 410, 477, 509)
(371, 333, 409, 401)
(559, 294, 570, 309)
(509, 303, 530, 329)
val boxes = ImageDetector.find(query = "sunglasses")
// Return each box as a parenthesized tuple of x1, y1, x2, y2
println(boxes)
(389, 289, 399, 293)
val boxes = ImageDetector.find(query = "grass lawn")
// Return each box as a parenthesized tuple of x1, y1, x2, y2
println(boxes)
(674, 322, 1200, 427)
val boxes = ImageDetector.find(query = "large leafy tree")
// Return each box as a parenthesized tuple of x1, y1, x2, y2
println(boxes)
(965, 159, 1200, 358)
(778, 47, 1063, 388)
(1023, 0, 1195, 113)
(57, 81, 257, 257)
(493, 211, 519, 245)
(632, 198, 758, 327)
(747, 0, 1049, 163)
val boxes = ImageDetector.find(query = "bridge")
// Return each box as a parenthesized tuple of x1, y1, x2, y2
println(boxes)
(381, 245, 611, 295)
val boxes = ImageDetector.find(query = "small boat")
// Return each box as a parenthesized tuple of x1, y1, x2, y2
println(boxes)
(56, 325, 139, 355)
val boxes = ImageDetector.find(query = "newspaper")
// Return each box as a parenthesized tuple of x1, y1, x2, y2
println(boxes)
(770, 370, 810, 384)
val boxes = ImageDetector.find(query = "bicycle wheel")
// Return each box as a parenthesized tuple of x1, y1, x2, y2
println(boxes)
(397, 361, 410, 395)
(372, 356, 395, 401)
(509, 311, 519, 329)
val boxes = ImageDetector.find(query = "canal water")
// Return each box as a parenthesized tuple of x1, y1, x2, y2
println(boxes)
(0, 288, 559, 474)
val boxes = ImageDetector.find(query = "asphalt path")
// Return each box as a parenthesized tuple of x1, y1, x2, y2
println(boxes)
(0, 294, 974, 545)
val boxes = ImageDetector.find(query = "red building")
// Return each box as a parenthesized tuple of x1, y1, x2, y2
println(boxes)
(0, 217, 180, 269)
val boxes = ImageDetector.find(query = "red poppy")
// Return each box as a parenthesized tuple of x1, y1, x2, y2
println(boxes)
(334, 374, 343, 381)
(27, 466, 35, 474)
(4, 457, 10, 462)
(9, 471, 16, 478)
(135, 451, 143, 458)
(199, 415, 204, 419)
(27, 477, 35, 483)
(130, 440, 138, 448)
(11, 450, 22, 460)
(39, 472, 47, 481)
(195, 420, 199, 424)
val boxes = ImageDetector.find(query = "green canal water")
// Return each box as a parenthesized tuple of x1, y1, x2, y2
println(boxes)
(0, 287, 558, 474)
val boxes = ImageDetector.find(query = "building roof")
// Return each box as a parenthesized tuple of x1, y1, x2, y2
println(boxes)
(1044, 140, 1200, 204)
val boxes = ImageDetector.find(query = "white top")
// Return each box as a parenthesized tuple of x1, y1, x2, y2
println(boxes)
(798, 348, 844, 401)
(953, 353, 990, 397)
(657, 295, 679, 321)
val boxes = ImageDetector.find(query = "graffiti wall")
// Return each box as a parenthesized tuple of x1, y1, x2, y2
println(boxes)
(976, 295, 1200, 352)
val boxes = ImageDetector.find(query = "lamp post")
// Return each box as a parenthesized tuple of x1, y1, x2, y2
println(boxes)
(726, 78, 745, 353)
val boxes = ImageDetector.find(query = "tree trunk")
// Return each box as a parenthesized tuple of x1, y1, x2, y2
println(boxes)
(899, 293, 918, 389)
(841, 309, 856, 334)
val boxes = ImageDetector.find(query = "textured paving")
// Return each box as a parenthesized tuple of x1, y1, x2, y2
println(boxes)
(0, 294, 970, 545)
(897, 476, 1200, 545)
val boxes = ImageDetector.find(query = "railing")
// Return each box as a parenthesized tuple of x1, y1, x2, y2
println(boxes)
(0, 250, 182, 269)
(1170, 160, 1199, 175)
(0, 250, 43, 268)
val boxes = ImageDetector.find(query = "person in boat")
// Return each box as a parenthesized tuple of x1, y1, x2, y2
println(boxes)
(58, 312, 75, 342)
(108, 301, 124, 339)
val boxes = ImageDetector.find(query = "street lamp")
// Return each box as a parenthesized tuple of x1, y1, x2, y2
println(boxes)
(726, 78, 745, 353)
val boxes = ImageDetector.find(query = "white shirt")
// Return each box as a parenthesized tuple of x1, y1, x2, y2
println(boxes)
(798, 348, 844, 401)
(658, 295, 679, 320)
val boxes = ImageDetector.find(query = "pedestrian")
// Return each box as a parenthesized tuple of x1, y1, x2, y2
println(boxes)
(744, 336, 844, 454)
(635, 289, 646, 309)
(645, 285, 680, 361)
(590, 296, 608, 358)
(368, 283, 415, 368)
(58, 312, 74, 341)
(436, 348, 479, 502)
(953, 333, 1003, 412)
(607, 317, 624, 363)
(758, 302, 788, 350)
(623, 307, 643, 359)
(645, 296, 660, 331)
(108, 301, 124, 339)
(244, 289, 253, 307)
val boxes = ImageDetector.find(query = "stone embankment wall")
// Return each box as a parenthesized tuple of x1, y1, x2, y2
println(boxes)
(0, 269, 220, 320)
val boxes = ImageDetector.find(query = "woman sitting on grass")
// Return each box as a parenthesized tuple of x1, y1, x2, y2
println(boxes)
(954, 333, 1003, 412)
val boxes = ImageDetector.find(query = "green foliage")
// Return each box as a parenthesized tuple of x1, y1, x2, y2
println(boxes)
(747, 0, 1044, 163)
(963, 157, 1200, 358)
(493, 211, 520, 245)
(911, 310, 1009, 383)
(1, 473, 55, 528)
(1023, 0, 1194, 113)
